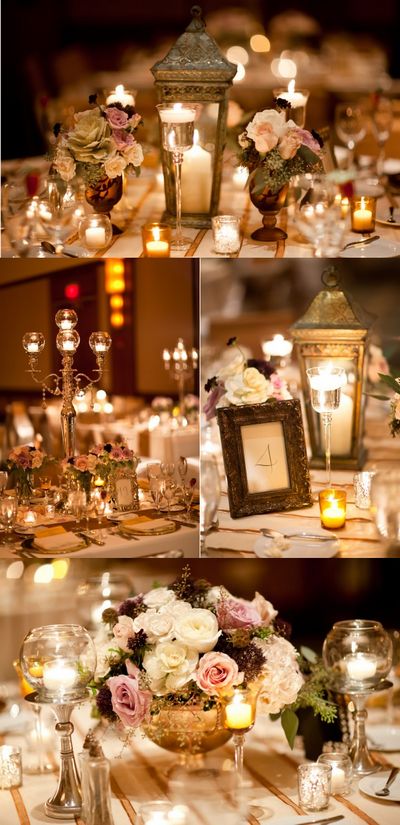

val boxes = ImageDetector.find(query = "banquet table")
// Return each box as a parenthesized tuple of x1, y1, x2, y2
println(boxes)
(1, 702, 399, 825)
(1, 161, 399, 260)
(203, 406, 400, 559)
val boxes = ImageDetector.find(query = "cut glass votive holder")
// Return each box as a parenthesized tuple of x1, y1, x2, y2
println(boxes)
(297, 763, 332, 812)
(317, 752, 352, 795)
(0, 745, 22, 789)
(212, 215, 241, 255)
(353, 471, 376, 509)
(319, 489, 347, 529)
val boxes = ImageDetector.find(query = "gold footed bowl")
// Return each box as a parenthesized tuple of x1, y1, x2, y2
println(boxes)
(249, 181, 288, 242)
(143, 704, 231, 756)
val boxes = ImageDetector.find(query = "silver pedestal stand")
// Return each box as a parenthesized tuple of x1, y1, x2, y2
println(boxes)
(335, 679, 392, 776)
(26, 691, 87, 819)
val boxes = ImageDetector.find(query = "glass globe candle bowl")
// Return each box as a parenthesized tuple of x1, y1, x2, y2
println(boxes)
(323, 620, 392, 693)
(20, 624, 96, 703)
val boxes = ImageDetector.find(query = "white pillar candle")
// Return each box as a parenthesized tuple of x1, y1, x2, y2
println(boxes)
(106, 84, 135, 107)
(232, 165, 249, 188)
(85, 226, 106, 248)
(329, 393, 354, 455)
(345, 653, 377, 681)
(181, 130, 212, 213)
(42, 661, 77, 691)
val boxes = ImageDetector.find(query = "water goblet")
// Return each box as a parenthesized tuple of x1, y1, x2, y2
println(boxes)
(70, 490, 87, 529)
(335, 103, 366, 167)
(306, 366, 346, 486)
(0, 495, 18, 541)
(150, 478, 163, 513)
(370, 96, 393, 177)
(146, 463, 161, 482)
(157, 103, 197, 250)
(0, 471, 8, 496)
(160, 461, 175, 479)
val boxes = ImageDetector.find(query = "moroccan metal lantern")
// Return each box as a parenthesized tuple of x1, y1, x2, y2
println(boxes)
(151, 5, 237, 228)
(290, 268, 375, 470)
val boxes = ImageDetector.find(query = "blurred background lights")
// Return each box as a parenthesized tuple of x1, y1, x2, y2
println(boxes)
(250, 34, 271, 53)
(226, 45, 249, 66)
(51, 559, 69, 579)
(34, 564, 54, 584)
(6, 561, 24, 579)
(233, 63, 246, 83)
(271, 57, 297, 78)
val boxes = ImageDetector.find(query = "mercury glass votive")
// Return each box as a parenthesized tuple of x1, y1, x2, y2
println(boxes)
(79, 214, 113, 250)
(317, 752, 353, 795)
(212, 215, 241, 255)
(0, 746, 22, 789)
(353, 471, 376, 509)
(142, 222, 171, 257)
(319, 489, 347, 529)
(370, 470, 400, 547)
(298, 763, 331, 812)
(350, 196, 376, 234)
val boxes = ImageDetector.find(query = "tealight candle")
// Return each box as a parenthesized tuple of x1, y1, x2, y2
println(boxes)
(94, 476, 105, 488)
(335, 194, 350, 219)
(142, 223, 171, 257)
(42, 660, 77, 692)
(351, 196, 376, 234)
(27, 342, 39, 353)
(106, 84, 135, 107)
(85, 226, 106, 248)
(261, 334, 293, 364)
(79, 215, 112, 251)
(319, 489, 347, 529)
(344, 653, 377, 681)
(212, 215, 241, 255)
(158, 103, 196, 124)
(24, 510, 37, 525)
(297, 763, 332, 812)
(0, 746, 22, 789)
(225, 695, 253, 730)
(317, 752, 352, 795)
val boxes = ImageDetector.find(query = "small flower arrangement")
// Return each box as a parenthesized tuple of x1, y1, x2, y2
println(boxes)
(62, 452, 98, 493)
(91, 569, 335, 748)
(8, 445, 50, 502)
(203, 337, 291, 420)
(369, 368, 400, 438)
(52, 94, 144, 186)
(90, 440, 138, 476)
(238, 108, 323, 195)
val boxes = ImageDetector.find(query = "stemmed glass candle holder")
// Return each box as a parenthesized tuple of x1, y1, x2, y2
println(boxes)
(274, 80, 310, 128)
(157, 103, 196, 250)
(323, 619, 392, 775)
(222, 688, 258, 783)
(20, 624, 96, 819)
(306, 366, 346, 487)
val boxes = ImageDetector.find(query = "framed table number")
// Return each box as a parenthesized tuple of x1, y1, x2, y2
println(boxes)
(217, 399, 313, 518)
(110, 468, 139, 512)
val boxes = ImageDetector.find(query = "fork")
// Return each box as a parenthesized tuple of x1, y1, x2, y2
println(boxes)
(342, 234, 379, 251)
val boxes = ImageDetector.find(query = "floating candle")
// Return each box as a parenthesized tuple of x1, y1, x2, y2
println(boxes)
(42, 660, 77, 692)
(85, 226, 106, 249)
(106, 84, 135, 107)
(345, 653, 377, 681)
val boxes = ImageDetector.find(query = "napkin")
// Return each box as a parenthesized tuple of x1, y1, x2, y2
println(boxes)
(33, 527, 83, 552)
(122, 515, 152, 527)
(122, 517, 173, 533)
(35, 525, 67, 538)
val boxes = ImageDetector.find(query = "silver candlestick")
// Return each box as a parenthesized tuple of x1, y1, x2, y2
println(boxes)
(22, 309, 111, 458)
(334, 680, 392, 775)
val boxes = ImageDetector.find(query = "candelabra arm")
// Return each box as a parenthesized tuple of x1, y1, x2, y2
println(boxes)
(26, 365, 62, 396)
(46, 702, 82, 820)
(74, 365, 105, 393)
(60, 355, 77, 459)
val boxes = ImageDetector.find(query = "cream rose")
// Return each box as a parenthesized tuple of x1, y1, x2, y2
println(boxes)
(104, 154, 127, 179)
(278, 129, 302, 160)
(113, 614, 135, 650)
(246, 109, 287, 153)
(143, 641, 198, 693)
(252, 592, 277, 625)
(218, 351, 246, 382)
(174, 608, 220, 653)
(143, 587, 176, 609)
(159, 600, 192, 619)
(68, 110, 112, 163)
(123, 140, 144, 167)
(139, 611, 174, 644)
(55, 150, 76, 182)
(225, 367, 270, 406)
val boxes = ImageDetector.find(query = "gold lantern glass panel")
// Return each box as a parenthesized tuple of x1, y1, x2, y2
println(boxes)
(291, 268, 375, 470)
(151, 6, 237, 228)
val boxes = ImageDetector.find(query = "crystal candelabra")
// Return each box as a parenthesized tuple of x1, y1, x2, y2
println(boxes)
(163, 338, 198, 424)
(20, 624, 97, 819)
(22, 309, 111, 458)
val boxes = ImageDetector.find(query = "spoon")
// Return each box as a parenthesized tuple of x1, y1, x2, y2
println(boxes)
(342, 234, 380, 251)
(41, 240, 78, 258)
(261, 528, 336, 542)
(387, 206, 396, 223)
(375, 766, 399, 796)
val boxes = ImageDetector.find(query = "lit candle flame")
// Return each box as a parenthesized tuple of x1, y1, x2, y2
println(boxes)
(152, 226, 161, 242)
(288, 78, 295, 93)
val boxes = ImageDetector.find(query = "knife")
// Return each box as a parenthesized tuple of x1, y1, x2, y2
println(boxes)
(168, 517, 198, 528)
(304, 816, 344, 825)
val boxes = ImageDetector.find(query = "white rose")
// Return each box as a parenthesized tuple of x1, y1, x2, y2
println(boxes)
(143, 587, 176, 609)
(174, 608, 220, 653)
(141, 611, 175, 643)
(104, 153, 127, 179)
(95, 641, 117, 679)
(225, 367, 270, 406)
(132, 609, 155, 634)
(159, 600, 193, 619)
(55, 150, 76, 182)
(246, 109, 288, 153)
(113, 614, 135, 650)
(256, 636, 304, 714)
(218, 351, 246, 382)
(143, 641, 198, 694)
(123, 140, 144, 167)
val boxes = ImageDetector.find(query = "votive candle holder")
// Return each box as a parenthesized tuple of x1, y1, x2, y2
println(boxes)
(142, 223, 171, 257)
(317, 752, 353, 795)
(353, 471, 376, 509)
(0, 745, 22, 789)
(350, 196, 376, 234)
(212, 215, 241, 255)
(297, 763, 332, 812)
(319, 489, 347, 529)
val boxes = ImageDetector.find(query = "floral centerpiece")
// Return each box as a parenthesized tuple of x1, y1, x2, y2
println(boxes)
(237, 107, 323, 240)
(7, 445, 49, 503)
(367, 355, 400, 437)
(204, 337, 291, 420)
(91, 569, 335, 753)
(62, 452, 98, 495)
(63, 440, 139, 492)
(52, 94, 144, 212)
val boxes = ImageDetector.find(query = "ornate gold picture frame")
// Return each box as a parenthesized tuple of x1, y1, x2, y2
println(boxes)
(217, 400, 313, 519)
(110, 468, 139, 512)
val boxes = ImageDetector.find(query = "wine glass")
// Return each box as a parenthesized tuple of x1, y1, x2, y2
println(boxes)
(0, 470, 8, 496)
(0, 495, 18, 542)
(157, 103, 197, 250)
(38, 180, 77, 251)
(295, 191, 346, 258)
(150, 478, 164, 513)
(370, 96, 393, 177)
(160, 462, 175, 479)
(335, 104, 366, 167)
(200, 457, 221, 552)
(6, 209, 37, 257)
(69, 489, 87, 529)
(177, 456, 188, 484)
(161, 479, 176, 515)
(146, 463, 161, 482)
(306, 366, 346, 487)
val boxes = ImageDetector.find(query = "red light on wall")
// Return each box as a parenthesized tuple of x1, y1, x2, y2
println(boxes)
(64, 283, 80, 300)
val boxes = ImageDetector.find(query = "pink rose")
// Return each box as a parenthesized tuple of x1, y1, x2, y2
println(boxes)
(278, 130, 302, 160)
(250, 122, 278, 154)
(107, 667, 151, 729)
(74, 455, 89, 472)
(294, 128, 321, 155)
(111, 447, 124, 461)
(217, 597, 262, 630)
(122, 447, 133, 460)
(251, 593, 277, 625)
(270, 373, 291, 401)
(113, 614, 135, 650)
(195, 652, 243, 695)
(105, 107, 129, 130)
(17, 454, 30, 469)
(112, 130, 134, 151)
